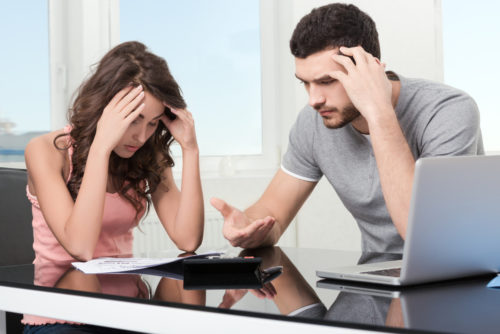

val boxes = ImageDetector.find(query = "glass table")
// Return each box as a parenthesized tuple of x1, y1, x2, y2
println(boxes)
(0, 247, 497, 333)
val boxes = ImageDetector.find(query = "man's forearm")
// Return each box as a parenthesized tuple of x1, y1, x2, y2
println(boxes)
(244, 204, 282, 247)
(369, 112, 415, 239)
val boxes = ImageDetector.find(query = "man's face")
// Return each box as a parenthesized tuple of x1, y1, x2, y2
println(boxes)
(295, 48, 360, 129)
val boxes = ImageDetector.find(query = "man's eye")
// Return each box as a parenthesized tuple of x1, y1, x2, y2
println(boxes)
(149, 122, 158, 127)
(320, 80, 334, 85)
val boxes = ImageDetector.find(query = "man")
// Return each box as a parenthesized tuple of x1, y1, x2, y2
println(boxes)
(211, 3, 483, 253)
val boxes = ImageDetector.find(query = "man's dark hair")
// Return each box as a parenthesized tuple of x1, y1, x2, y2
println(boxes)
(290, 3, 380, 59)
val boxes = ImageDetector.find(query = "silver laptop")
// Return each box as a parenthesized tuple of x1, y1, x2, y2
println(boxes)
(317, 155, 500, 286)
(316, 279, 401, 298)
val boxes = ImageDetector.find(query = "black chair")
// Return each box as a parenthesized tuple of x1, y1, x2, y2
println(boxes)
(0, 167, 35, 333)
(0, 167, 35, 266)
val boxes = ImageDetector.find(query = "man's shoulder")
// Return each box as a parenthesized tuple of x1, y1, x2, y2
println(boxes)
(397, 75, 478, 122)
(401, 75, 473, 101)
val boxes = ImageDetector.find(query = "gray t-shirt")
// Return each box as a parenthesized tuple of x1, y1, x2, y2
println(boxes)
(282, 74, 484, 253)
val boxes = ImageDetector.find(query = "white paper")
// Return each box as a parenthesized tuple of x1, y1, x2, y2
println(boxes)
(72, 252, 222, 274)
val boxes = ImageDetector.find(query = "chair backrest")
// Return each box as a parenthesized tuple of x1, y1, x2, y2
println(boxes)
(0, 167, 35, 265)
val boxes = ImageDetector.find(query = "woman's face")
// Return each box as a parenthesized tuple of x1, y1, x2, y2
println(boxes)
(113, 91, 164, 158)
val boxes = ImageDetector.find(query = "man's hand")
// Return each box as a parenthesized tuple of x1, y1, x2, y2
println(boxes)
(210, 197, 275, 248)
(329, 46, 393, 124)
(218, 283, 277, 309)
(331, 46, 414, 239)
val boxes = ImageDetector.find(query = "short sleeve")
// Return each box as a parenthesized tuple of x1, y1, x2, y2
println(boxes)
(420, 92, 484, 157)
(281, 107, 323, 182)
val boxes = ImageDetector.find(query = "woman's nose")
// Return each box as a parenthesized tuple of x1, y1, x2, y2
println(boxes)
(133, 125, 148, 143)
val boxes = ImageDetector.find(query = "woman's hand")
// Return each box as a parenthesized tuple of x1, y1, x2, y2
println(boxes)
(161, 104, 199, 152)
(94, 85, 145, 154)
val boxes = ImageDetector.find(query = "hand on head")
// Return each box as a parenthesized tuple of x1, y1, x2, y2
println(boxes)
(161, 103, 199, 152)
(329, 45, 393, 121)
(210, 197, 276, 249)
(94, 85, 145, 154)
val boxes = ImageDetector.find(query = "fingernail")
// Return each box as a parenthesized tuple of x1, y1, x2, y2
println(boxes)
(136, 84, 143, 90)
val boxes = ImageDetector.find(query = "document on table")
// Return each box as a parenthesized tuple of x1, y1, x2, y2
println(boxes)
(487, 274, 500, 288)
(72, 252, 222, 275)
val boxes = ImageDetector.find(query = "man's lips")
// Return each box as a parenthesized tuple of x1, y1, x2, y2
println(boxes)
(318, 109, 336, 117)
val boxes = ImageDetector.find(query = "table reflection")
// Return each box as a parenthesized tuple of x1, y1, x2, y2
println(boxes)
(226, 248, 402, 328)
(23, 259, 150, 327)
(9, 247, 499, 334)
(321, 252, 402, 327)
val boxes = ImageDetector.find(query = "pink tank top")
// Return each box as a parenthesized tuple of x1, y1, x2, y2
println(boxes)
(23, 125, 147, 326)
(26, 125, 144, 264)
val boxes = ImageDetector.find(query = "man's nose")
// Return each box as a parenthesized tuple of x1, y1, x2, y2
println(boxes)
(308, 86, 326, 109)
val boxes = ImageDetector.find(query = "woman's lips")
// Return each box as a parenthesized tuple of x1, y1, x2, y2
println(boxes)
(125, 145, 140, 152)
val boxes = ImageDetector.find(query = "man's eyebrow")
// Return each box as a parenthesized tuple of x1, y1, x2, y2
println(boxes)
(295, 74, 334, 83)
(312, 74, 334, 82)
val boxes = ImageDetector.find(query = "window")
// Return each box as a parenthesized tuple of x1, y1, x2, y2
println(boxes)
(120, 0, 263, 157)
(0, 1, 50, 164)
(442, 0, 500, 152)
(13, 0, 280, 174)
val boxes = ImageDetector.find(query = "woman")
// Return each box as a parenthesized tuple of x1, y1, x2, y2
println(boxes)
(24, 41, 204, 265)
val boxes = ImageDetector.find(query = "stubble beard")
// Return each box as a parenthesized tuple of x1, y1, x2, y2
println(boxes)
(321, 104, 361, 129)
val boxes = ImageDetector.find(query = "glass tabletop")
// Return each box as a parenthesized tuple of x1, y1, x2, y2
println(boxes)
(0, 246, 498, 334)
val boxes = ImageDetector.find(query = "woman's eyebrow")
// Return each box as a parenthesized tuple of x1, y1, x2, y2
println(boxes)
(137, 112, 164, 121)
(152, 112, 164, 120)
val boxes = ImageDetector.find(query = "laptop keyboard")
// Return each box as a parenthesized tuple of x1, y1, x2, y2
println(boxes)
(361, 268, 401, 277)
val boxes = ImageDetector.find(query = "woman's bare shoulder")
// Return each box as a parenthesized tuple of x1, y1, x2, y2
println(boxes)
(25, 129, 69, 170)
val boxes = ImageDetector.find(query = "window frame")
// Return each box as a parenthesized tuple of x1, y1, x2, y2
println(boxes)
(47, 0, 281, 177)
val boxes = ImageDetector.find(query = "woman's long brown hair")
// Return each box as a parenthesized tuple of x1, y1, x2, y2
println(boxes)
(54, 41, 186, 218)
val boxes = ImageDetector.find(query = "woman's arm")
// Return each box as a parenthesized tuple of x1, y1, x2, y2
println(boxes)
(152, 107, 204, 252)
(25, 134, 109, 261)
(26, 86, 146, 261)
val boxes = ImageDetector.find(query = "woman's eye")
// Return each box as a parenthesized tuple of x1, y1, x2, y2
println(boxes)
(149, 122, 158, 127)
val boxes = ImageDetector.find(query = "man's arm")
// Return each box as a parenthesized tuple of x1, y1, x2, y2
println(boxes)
(367, 114, 415, 239)
(211, 169, 317, 248)
(329, 46, 414, 239)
